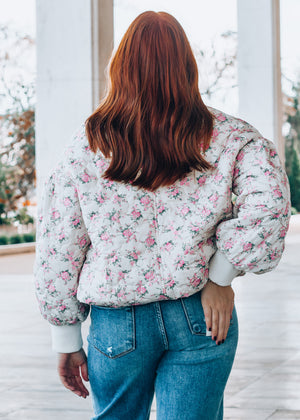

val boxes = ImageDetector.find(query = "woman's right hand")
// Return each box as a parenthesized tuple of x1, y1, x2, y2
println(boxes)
(201, 280, 234, 345)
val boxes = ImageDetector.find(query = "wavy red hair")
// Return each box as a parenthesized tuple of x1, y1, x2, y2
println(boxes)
(85, 11, 214, 191)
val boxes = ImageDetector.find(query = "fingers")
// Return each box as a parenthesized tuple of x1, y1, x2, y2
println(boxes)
(216, 310, 224, 344)
(60, 374, 80, 395)
(224, 311, 231, 341)
(60, 373, 89, 398)
(211, 309, 219, 343)
(211, 307, 232, 344)
(203, 306, 212, 332)
(75, 374, 90, 398)
(81, 362, 89, 382)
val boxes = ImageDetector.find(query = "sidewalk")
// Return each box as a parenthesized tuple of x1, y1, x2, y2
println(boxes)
(0, 216, 300, 419)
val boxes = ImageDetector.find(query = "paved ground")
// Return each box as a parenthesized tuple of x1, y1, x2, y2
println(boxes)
(1, 216, 300, 419)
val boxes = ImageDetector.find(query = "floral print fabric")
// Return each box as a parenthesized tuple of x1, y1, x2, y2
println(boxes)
(33, 108, 291, 326)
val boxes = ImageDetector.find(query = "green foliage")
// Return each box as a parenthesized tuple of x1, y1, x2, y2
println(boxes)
(0, 231, 36, 245)
(14, 207, 34, 225)
(291, 207, 298, 215)
(0, 24, 36, 226)
(0, 107, 35, 216)
(0, 203, 12, 225)
(284, 81, 300, 212)
(9, 234, 25, 244)
(286, 148, 300, 210)
(0, 235, 8, 245)
(22, 232, 35, 242)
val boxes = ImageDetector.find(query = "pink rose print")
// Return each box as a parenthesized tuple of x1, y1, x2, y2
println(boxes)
(279, 226, 288, 238)
(189, 274, 201, 288)
(201, 207, 211, 217)
(167, 279, 175, 288)
(131, 251, 139, 260)
(179, 177, 190, 186)
(212, 128, 219, 137)
(236, 151, 245, 161)
(170, 188, 179, 197)
(131, 209, 141, 219)
(96, 193, 105, 204)
(118, 271, 125, 280)
(123, 229, 133, 238)
(63, 197, 72, 207)
(145, 271, 155, 280)
(81, 172, 90, 183)
(136, 282, 147, 294)
(243, 242, 253, 252)
(176, 259, 185, 269)
(111, 213, 120, 222)
(79, 236, 87, 247)
(34, 111, 290, 318)
(85, 298, 94, 304)
(95, 159, 107, 169)
(273, 188, 282, 198)
(100, 232, 110, 241)
(181, 206, 190, 216)
(48, 283, 56, 293)
(51, 210, 60, 220)
(72, 218, 80, 227)
(233, 167, 239, 178)
(214, 173, 223, 182)
(209, 193, 218, 202)
(224, 241, 233, 250)
(105, 180, 114, 188)
(198, 176, 206, 186)
(164, 242, 173, 252)
(60, 271, 70, 282)
(58, 233, 65, 241)
(270, 250, 278, 260)
(140, 196, 151, 206)
(146, 236, 155, 247)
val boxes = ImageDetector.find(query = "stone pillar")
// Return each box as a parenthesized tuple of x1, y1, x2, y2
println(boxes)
(237, 0, 284, 164)
(35, 0, 114, 195)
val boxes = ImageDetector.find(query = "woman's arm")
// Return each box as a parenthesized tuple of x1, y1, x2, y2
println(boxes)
(209, 135, 291, 282)
(34, 164, 91, 352)
(204, 135, 291, 343)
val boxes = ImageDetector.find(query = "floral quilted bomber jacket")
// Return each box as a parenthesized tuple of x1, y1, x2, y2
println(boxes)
(33, 108, 291, 352)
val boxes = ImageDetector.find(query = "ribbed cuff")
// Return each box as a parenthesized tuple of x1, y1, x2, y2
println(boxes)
(208, 250, 241, 286)
(50, 323, 83, 353)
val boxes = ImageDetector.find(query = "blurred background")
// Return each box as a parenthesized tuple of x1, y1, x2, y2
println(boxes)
(0, 1, 300, 419)
(1, 0, 300, 239)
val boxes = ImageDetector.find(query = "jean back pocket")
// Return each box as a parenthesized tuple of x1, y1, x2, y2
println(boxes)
(88, 305, 135, 359)
(181, 291, 207, 336)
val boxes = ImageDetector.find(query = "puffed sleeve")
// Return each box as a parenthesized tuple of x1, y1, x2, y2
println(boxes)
(208, 136, 291, 286)
(33, 164, 91, 352)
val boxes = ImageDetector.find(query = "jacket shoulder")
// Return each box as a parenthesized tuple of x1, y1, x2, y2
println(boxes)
(205, 107, 270, 164)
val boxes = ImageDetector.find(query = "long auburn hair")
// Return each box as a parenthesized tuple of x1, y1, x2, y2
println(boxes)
(85, 11, 214, 191)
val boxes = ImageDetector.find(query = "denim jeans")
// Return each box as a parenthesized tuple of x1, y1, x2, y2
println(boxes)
(87, 290, 238, 420)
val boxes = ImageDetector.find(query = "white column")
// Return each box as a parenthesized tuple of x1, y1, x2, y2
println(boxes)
(35, 0, 113, 195)
(237, 0, 284, 163)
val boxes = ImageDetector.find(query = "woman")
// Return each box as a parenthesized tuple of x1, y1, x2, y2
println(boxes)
(34, 11, 291, 420)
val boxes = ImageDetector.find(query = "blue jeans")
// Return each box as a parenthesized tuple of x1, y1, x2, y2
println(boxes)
(87, 290, 238, 420)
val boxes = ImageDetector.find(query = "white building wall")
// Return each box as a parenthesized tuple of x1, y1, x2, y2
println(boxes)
(35, 0, 113, 195)
(237, 0, 284, 163)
